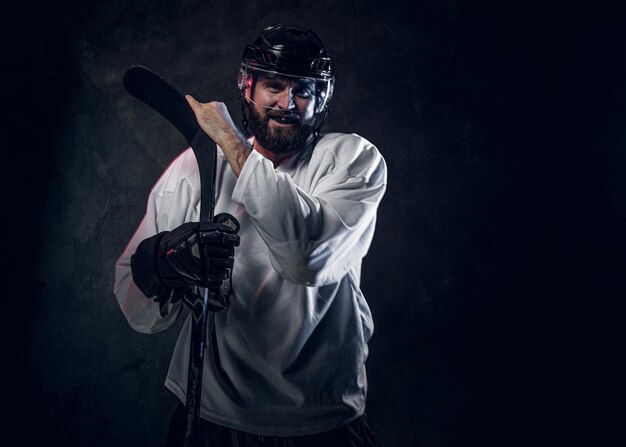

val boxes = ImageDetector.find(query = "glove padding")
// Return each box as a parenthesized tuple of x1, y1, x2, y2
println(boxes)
(131, 214, 240, 312)
(156, 220, 239, 289)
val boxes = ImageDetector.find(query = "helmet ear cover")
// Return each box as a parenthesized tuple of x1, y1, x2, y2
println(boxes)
(237, 67, 255, 104)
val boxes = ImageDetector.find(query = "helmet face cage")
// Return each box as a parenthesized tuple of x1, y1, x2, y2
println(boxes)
(238, 64, 334, 116)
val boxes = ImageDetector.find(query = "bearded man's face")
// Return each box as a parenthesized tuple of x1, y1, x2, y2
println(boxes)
(247, 104, 315, 154)
(246, 74, 317, 154)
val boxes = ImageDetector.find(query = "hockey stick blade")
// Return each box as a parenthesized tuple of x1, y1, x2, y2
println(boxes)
(123, 65, 198, 144)
(123, 65, 216, 222)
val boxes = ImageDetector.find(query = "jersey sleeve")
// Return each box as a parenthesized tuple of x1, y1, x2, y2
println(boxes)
(231, 134, 387, 286)
(113, 151, 198, 333)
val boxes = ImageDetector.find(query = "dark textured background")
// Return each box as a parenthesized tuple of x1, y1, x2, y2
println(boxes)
(2, 1, 624, 446)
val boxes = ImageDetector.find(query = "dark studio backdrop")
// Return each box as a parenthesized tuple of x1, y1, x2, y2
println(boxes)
(2, 1, 624, 446)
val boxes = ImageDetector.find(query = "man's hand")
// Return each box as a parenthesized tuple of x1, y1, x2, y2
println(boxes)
(156, 220, 240, 289)
(185, 95, 251, 177)
(130, 215, 240, 302)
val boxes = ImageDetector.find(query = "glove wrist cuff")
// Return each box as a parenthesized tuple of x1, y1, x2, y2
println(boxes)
(131, 231, 170, 298)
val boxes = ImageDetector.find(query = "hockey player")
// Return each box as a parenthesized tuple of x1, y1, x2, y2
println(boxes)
(115, 24, 386, 446)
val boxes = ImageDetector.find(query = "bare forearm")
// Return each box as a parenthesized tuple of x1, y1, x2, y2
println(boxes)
(185, 95, 252, 177)
(220, 133, 252, 178)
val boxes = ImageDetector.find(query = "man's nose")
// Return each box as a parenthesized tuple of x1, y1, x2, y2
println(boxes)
(276, 88, 296, 110)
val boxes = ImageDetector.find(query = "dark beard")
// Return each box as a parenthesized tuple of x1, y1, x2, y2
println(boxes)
(247, 105, 315, 155)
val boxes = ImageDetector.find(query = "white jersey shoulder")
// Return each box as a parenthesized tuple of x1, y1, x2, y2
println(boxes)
(154, 147, 202, 196)
(314, 133, 386, 184)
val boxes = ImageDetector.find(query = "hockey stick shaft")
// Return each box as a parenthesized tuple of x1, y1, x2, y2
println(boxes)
(124, 65, 215, 447)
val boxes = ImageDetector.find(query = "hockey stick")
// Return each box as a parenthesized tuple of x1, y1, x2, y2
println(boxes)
(123, 65, 215, 447)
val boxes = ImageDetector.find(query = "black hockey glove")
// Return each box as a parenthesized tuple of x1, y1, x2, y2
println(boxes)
(130, 213, 240, 311)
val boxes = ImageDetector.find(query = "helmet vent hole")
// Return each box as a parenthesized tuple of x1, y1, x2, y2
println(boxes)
(262, 51, 278, 65)
(311, 58, 331, 73)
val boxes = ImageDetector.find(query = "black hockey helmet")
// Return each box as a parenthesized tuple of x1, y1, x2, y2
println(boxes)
(238, 24, 335, 134)
(241, 24, 333, 80)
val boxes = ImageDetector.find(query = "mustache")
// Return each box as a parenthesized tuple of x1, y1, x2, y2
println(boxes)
(265, 110, 301, 121)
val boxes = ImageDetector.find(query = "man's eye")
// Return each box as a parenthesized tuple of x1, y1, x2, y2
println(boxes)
(267, 83, 284, 92)
(293, 88, 312, 98)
